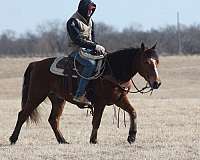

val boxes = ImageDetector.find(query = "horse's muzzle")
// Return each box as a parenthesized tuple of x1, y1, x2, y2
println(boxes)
(152, 81, 161, 89)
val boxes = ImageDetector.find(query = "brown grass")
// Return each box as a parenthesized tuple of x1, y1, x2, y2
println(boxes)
(0, 56, 199, 160)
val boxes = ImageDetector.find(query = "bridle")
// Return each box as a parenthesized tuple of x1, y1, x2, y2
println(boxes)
(105, 50, 154, 95)
(129, 79, 153, 95)
(116, 79, 154, 95)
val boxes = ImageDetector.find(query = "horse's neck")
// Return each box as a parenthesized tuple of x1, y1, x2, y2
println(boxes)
(130, 53, 140, 77)
(127, 52, 140, 80)
(105, 49, 140, 83)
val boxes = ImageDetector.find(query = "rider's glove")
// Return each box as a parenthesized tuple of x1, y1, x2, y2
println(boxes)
(95, 45, 106, 55)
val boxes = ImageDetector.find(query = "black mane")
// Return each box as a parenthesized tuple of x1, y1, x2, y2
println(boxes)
(105, 47, 141, 82)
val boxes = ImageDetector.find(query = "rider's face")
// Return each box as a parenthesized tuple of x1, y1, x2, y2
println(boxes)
(87, 3, 96, 17)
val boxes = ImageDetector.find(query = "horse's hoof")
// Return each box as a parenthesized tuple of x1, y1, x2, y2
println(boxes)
(90, 139, 98, 144)
(58, 139, 69, 144)
(9, 136, 17, 145)
(127, 135, 136, 144)
(59, 141, 69, 144)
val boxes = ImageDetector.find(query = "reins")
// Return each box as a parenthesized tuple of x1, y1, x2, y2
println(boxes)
(113, 79, 153, 128)
(129, 79, 153, 95)
(116, 79, 153, 95)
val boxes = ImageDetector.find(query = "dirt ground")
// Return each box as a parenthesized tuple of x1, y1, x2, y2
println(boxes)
(0, 56, 199, 160)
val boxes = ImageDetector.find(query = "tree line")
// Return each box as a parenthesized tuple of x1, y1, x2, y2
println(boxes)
(0, 20, 200, 57)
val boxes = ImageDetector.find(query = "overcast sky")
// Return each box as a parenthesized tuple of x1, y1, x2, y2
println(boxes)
(0, 0, 200, 34)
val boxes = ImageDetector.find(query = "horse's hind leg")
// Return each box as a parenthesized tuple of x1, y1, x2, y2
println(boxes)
(9, 92, 48, 144)
(48, 94, 68, 144)
(115, 96, 137, 144)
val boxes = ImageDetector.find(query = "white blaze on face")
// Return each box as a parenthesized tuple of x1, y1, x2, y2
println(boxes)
(151, 58, 159, 79)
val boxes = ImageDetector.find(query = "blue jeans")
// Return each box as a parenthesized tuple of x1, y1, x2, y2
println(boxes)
(70, 52, 96, 97)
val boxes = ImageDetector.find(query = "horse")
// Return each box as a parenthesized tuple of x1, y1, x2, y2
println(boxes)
(9, 42, 161, 144)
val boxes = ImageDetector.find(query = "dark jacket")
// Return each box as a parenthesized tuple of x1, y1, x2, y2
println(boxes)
(66, 0, 96, 53)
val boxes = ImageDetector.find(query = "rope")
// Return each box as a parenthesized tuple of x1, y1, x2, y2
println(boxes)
(112, 105, 127, 128)
(112, 105, 117, 124)
(117, 107, 120, 128)
(73, 53, 106, 80)
(124, 111, 126, 127)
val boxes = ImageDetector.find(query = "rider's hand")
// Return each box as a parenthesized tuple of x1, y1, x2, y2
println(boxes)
(95, 45, 106, 55)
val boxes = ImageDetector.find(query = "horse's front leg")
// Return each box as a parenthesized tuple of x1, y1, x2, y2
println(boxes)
(115, 95, 137, 144)
(90, 102, 105, 144)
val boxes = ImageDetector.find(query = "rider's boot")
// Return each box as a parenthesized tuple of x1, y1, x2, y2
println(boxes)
(73, 94, 91, 105)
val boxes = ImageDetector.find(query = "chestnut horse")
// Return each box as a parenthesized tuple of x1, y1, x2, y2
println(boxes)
(9, 43, 161, 144)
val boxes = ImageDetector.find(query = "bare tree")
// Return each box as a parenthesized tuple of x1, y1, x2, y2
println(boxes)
(1, 20, 200, 57)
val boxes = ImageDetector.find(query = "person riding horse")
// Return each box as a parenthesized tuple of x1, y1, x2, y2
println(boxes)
(67, 0, 105, 105)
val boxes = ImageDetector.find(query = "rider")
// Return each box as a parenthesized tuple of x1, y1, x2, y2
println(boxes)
(66, 0, 106, 105)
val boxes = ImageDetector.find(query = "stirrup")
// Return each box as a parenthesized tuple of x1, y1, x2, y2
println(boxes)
(73, 96, 91, 105)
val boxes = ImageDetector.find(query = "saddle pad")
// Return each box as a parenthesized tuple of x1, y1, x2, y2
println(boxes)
(50, 56, 78, 78)
(50, 56, 104, 78)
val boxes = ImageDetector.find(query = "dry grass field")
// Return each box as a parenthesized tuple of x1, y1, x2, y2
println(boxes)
(0, 56, 199, 160)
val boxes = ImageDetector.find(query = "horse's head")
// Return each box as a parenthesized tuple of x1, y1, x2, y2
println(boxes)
(138, 42, 161, 89)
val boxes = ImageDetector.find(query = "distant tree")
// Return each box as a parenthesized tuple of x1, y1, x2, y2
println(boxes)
(0, 30, 16, 56)
(1, 20, 200, 57)
(181, 24, 200, 54)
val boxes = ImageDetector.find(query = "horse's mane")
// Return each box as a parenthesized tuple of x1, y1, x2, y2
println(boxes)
(108, 47, 140, 57)
(105, 47, 141, 82)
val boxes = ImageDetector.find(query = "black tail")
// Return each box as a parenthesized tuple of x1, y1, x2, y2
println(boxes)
(21, 63, 40, 124)
(21, 63, 33, 108)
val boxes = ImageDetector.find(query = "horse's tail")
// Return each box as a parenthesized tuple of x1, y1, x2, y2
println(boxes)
(21, 62, 40, 124)
(21, 63, 32, 108)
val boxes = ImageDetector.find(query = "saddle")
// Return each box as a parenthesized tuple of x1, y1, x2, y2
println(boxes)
(50, 55, 105, 102)
(50, 55, 104, 78)
(50, 56, 78, 78)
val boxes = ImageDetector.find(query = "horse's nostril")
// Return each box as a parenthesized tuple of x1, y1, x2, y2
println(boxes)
(153, 81, 161, 89)
(153, 82, 158, 88)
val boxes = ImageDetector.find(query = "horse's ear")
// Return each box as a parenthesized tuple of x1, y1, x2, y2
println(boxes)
(151, 42, 157, 50)
(141, 42, 145, 51)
